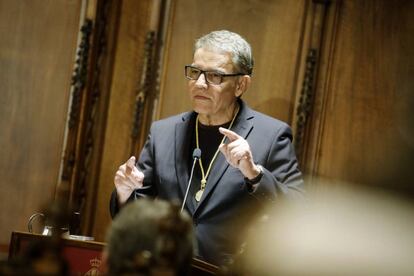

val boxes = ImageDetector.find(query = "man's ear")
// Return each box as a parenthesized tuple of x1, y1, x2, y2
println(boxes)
(235, 75, 251, 97)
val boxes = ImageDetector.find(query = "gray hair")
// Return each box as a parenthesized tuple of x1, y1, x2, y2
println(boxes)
(195, 30, 254, 75)
(106, 199, 194, 275)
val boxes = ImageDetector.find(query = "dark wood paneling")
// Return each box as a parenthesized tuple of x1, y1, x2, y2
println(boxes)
(69, 0, 123, 238)
(0, 0, 82, 250)
(304, 0, 414, 186)
(89, 0, 154, 242)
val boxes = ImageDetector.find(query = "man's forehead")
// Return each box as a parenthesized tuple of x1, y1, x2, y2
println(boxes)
(193, 48, 234, 70)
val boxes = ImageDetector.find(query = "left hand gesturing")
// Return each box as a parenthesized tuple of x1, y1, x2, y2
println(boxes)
(219, 127, 260, 180)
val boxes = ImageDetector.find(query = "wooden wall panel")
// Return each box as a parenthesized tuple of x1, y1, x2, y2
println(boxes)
(158, 0, 307, 125)
(89, 0, 154, 242)
(304, 0, 414, 186)
(0, 0, 82, 250)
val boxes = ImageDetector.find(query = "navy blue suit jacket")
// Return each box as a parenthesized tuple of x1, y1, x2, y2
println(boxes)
(110, 99, 304, 265)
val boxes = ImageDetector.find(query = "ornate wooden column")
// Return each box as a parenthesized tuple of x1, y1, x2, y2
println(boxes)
(292, 0, 340, 178)
(129, 0, 172, 156)
(59, 0, 122, 234)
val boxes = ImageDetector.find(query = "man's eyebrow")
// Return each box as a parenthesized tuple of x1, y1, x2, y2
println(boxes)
(206, 68, 226, 74)
(212, 69, 226, 74)
(191, 65, 226, 73)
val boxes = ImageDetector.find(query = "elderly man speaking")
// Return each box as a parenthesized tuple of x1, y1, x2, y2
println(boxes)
(110, 30, 304, 266)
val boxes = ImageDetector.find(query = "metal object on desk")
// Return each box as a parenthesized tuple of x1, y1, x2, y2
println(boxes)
(27, 212, 69, 236)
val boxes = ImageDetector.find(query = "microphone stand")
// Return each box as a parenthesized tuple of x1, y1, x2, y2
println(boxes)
(181, 148, 201, 213)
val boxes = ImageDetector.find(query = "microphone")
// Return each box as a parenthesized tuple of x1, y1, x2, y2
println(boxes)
(181, 148, 201, 213)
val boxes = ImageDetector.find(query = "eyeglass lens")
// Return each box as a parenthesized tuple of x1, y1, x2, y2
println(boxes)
(185, 66, 222, 85)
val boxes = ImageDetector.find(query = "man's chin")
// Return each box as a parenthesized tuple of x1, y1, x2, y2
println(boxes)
(192, 104, 212, 115)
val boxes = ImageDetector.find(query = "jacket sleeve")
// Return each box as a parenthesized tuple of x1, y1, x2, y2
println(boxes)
(247, 123, 304, 201)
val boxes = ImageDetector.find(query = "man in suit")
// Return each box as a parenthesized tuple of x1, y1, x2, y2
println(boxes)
(110, 30, 303, 266)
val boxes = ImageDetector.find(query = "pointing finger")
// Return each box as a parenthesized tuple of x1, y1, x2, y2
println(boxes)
(219, 127, 240, 142)
(125, 156, 136, 175)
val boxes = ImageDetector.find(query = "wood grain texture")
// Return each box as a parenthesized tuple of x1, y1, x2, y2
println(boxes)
(0, 0, 82, 248)
(89, 0, 154, 241)
(304, 0, 414, 186)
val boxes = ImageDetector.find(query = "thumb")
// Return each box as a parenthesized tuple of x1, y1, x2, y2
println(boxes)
(125, 156, 136, 175)
(219, 143, 227, 155)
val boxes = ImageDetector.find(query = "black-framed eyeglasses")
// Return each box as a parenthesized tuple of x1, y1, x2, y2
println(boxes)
(184, 65, 244, 85)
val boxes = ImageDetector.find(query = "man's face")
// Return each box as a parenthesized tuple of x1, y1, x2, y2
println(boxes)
(188, 48, 242, 122)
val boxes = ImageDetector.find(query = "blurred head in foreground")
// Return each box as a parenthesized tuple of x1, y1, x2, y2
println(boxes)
(234, 181, 414, 275)
(105, 198, 194, 276)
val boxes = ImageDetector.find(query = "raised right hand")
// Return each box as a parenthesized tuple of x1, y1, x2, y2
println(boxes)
(114, 156, 144, 205)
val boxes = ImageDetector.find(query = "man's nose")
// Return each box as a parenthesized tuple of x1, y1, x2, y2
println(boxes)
(195, 72, 208, 86)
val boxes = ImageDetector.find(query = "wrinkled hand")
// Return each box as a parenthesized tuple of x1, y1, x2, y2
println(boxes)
(219, 127, 260, 180)
(114, 156, 144, 205)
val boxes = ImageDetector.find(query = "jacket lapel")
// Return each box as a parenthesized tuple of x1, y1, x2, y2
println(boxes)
(194, 100, 254, 215)
(175, 112, 196, 212)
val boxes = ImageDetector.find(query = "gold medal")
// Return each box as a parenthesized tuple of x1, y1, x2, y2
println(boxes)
(195, 189, 204, 202)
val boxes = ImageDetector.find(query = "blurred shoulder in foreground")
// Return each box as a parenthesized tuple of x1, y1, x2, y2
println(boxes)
(230, 179, 414, 275)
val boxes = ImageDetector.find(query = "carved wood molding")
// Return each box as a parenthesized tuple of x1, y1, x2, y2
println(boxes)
(61, 19, 93, 184)
(293, 0, 332, 170)
(60, 0, 116, 234)
(131, 31, 156, 156)
(306, 0, 342, 178)
(294, 48, 318, 157)
(130, 0, 171, 155)
(75, 0, 111, 217)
